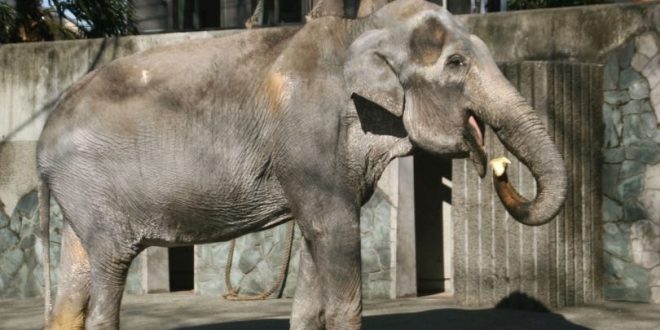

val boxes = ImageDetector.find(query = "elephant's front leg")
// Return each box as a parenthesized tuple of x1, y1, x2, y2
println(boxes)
(295, 208, 362, 330)
(291, 239, 325, 330)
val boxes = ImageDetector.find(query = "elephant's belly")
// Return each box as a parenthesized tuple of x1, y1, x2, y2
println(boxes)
(134, 178, 294, 246)
(146, 202, 293, 246)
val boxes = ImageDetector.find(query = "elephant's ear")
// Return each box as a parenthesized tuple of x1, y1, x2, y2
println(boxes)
(344, 30, 404, 117)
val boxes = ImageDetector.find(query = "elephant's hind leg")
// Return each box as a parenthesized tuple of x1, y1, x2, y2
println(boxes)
(47, 223, 91, 330)
(84, 237, 140, 330)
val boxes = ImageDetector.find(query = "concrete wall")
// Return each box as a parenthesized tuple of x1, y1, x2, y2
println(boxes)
(459, 2, 659, 63)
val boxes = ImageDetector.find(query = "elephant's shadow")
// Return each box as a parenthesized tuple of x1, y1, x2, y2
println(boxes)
(175, 299, 588, 330)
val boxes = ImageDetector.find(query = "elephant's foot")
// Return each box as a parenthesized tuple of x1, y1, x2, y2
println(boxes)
(46, 305, 85, 330)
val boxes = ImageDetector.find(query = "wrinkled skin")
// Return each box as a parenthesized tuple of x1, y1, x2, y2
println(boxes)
(38, 0, 566, 329)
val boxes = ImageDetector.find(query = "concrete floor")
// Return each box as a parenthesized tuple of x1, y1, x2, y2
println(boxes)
(1, 293, 659, 330)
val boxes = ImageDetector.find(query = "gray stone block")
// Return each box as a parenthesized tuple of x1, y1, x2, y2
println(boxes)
(376, 246, 391, 268)
(604, 223, 631, 259)
(653, 288, 660, 304)
(604, 55, 619, 90)
(620, 68, 643, 89)
(604, 104, 622, 148)
(238, 246, 261, 275)
(9, 192, 39, 239)
(640, 112, 658, 139)
(22, 263, 42, 297)
(651, 266, 660, 286)
(604, 147, 625, 163)
(645, 163, 660, 189)
(603, 164, 621, 200)
(636, 32, 660, 60)
(620, 160, 645, 180)
(0, 210, 9, 229)
(624, 201, 647, 221)
(603, 197, 623, 222)
(622, 114, 643, 144)
(242, 276, 266, 295)
(630, 220, 657, 267)
(13, 264, 29, 297)
(9, 215, 21, 234)
(622, 100, 643, 115)
(364, 280, 390, 299)
(619, 43, 635, 69)
(641, 189, 660, 227)
(362, 249, 381, 274)
(369, 270, 391, 281)
(617, 175, 644, 201)
(19, 234, 36, 250)
(625, 140, 660, 164)
(622, 264, 651, 293)
(604, 254, 651, 302)
(631, 53, 650, 72)
(0, 228, 19, 252)
(604, 284, 650, 303)
(605, 91, 631, 105)
(641, 100, 654, 113)
(0, 248, 24, 276)
(630, 78, 650, 100)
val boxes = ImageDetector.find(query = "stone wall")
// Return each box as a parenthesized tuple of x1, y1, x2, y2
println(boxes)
(0, 191, 63, 298)
(602, 31, 660, 303)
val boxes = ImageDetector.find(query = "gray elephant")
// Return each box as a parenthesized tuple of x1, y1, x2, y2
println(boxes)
(37, 0, 566, 329)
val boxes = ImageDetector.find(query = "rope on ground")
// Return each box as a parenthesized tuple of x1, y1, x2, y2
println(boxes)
(223, 221, 296, 301)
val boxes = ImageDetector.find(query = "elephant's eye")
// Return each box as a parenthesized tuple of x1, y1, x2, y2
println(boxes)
(446, 54, 466, 68)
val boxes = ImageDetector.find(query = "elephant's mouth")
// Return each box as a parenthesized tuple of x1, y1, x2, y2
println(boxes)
(466, 113, 487, 177)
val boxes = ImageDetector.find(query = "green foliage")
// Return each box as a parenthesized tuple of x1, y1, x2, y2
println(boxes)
(51, 0, 137, 38)
(0, 0, 137, 43)
(0, 2, 16, 43)
(508, 0, 608, 10)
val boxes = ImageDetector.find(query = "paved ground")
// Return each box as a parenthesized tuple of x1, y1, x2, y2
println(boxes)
(1, 293, 659, 329)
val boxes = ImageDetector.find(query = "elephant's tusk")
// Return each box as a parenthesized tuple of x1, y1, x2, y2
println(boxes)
(489, 157, 511, 177)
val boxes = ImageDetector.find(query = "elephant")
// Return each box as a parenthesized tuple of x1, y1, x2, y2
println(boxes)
(37, 0, 567, 329)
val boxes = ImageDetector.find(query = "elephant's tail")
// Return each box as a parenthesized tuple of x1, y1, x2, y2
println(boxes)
(39, 178, 51, 324)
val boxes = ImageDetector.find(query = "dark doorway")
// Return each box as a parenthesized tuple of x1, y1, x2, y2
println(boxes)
(169, 246, 195, 292)
(414, 152, 452, 296)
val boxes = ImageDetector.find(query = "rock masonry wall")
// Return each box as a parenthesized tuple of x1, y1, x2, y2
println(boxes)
(602, 31, 660, 303)
(195, 187, 395, 300)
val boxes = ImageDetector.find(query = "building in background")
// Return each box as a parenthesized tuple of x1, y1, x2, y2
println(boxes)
(133, 0, 358, 33)
(130, 0, 501, 34)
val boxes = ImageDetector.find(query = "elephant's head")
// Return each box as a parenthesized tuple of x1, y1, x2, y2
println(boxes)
(344, 0, 566, 226)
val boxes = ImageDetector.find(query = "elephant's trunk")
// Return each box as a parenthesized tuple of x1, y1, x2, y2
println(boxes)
(478, 80, 567, 226)
(494, 101, 566, 226)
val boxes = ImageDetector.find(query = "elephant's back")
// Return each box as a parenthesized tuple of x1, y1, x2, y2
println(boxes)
(37, 26, 300, 176)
